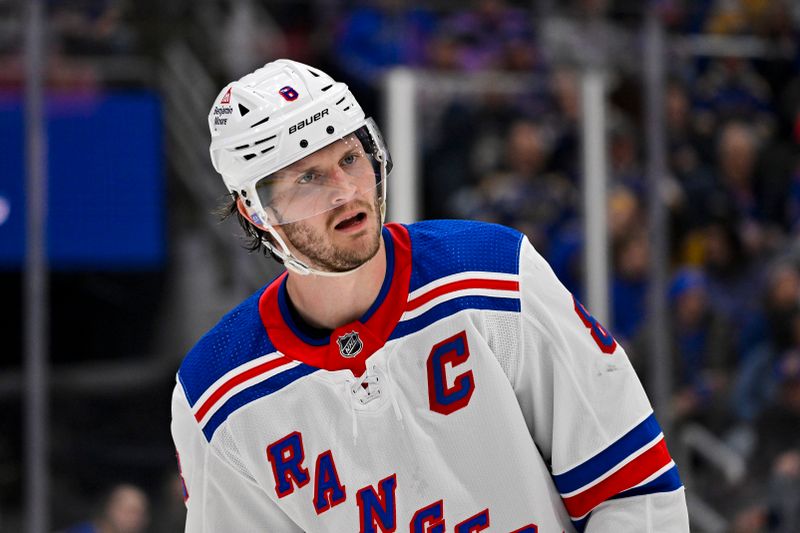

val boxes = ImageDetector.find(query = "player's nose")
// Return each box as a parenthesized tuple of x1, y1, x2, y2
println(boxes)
(328, 166, 359, 205)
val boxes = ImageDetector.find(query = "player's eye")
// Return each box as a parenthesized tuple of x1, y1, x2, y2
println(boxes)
(341, 153, 358, 166)
(296, 172, 316, 184)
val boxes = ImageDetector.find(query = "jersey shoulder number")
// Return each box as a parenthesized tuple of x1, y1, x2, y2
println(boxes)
(572, 296, 617, 354)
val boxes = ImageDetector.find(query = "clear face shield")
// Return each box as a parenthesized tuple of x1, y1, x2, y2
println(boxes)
(254, 119, 390, 226)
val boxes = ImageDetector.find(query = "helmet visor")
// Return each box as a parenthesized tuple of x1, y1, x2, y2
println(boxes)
(255, 125, 385, 225)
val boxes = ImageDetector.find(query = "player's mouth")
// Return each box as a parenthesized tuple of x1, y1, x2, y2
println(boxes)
(333, 211, 368, 232)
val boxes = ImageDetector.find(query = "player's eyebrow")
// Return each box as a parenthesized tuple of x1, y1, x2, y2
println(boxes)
(277, 143, 357, 178)
(268, 158, 322, 181)
(282, 163, 323, 177)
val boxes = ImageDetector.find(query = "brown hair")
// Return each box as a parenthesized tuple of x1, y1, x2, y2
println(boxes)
(218, 192, 283, 263)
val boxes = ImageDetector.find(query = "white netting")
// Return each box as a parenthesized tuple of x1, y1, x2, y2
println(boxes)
(483, 310, 522, 386)
(214, 424, 258, 484)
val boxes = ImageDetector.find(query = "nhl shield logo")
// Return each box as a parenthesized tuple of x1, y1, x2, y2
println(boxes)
(337, 331, 363, 358)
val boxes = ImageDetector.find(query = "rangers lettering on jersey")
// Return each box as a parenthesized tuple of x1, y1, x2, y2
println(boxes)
(265, 437, 517, 533)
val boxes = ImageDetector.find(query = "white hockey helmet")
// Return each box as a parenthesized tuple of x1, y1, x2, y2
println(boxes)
(208, 59, 392, 275)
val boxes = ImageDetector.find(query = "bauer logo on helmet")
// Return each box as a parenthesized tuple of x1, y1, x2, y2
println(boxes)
(289, 109, 329, 135)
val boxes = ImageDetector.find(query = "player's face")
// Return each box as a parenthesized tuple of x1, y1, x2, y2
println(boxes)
(257, 134, 380, 225)
(268, 137, 383, 272)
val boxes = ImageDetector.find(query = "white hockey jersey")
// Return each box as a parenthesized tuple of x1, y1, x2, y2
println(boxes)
(171, 220, 689, 532)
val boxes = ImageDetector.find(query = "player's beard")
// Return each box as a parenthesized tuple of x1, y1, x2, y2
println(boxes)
(279, 196, 382, 273)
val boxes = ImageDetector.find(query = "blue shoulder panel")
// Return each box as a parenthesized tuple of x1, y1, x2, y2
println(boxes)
(405, 220, 524, 292)
(177, 285, 277, 408)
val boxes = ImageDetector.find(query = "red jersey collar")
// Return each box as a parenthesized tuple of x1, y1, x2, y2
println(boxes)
(258, 223, 411, 376)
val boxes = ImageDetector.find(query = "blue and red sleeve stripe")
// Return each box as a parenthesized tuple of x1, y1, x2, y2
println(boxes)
(552, 412, 683, 530)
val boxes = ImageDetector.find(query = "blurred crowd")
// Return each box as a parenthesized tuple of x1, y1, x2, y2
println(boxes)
(4, 0, 800, 531)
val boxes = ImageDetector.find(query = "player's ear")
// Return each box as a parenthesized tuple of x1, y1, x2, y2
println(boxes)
(236, 197, 284, 239)
(235, 196, 251, 220)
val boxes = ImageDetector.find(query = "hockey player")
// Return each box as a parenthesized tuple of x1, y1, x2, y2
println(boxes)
(171, 59, 690, 532)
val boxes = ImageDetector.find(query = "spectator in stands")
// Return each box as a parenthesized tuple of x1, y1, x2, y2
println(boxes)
(717, 120, 759, 205)
(734, 350, 800, 533)
(733, 261, 800, 423)
(630, 268, 736, 431)
(61, 483, 149, 533)
(608, 184, 642, 239)
(753, 77, 800, 235)
(609, 116, 645, 197)
(700, 215, 766, 351)
(731, 504, 769, 533)
(427, 31, 462, 72)
(662, 78, 722, 263)
(424, 90, 526, 219)
(765, 446, 800, 533)
(665, 78, 716, 230)
(449, 118, 575, 256)
(546, 65, 582, 182)
(692, 57, 774, 142)
(711, 121, 766, 249)
(666, 78, 707, 177)
(706, 120, 788, 257)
